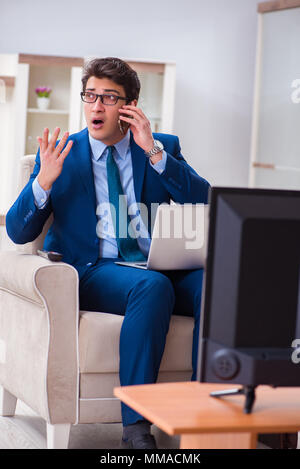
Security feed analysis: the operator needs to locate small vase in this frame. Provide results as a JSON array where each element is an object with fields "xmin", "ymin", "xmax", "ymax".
[{"xmin": 37, "ymin": 97, "xmax": 50, "ymax": 110}]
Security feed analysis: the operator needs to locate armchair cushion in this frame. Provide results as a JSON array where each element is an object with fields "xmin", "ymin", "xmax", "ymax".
[{"xmin": 78, "ymin": 311, "xmax": 193, "ymax": 373}]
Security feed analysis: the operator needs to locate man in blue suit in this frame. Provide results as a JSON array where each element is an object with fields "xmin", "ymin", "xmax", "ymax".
[{"xmin": 6, "ymin": 57, "xmax": 210, "ymax": 449}]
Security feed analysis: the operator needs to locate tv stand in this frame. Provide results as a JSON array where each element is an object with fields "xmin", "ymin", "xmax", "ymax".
[{"xmin": 210, "ymin": 385, "xmax": 257, "ymax": 414}]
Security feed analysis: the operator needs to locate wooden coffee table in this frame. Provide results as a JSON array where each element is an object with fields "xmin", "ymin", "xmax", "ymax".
[{"xmin": 114, "ymin": 382, "xmax": 300, "ymax": 449}]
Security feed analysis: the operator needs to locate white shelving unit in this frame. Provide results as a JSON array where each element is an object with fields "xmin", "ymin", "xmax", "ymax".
[{"xmin": 21, "ymin": 58, "xmax": 83, "ymax": 156}]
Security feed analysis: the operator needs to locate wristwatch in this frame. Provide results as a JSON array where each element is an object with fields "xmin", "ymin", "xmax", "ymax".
[{"xmin": 145, "ymin": 140, "xmax": 164, "ymax": 157}]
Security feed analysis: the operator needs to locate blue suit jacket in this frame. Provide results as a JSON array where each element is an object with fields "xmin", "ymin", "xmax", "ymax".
[{"xmin": 6, "ymin": 128, "xmax": 210, "ymax": 280}]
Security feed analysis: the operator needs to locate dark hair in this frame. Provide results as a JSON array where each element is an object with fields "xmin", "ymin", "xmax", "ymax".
[{"xmin": 81, "ymin": 57, "xmax": 140, "ymax": 103}]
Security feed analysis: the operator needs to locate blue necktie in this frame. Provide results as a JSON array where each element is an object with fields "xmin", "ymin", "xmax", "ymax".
[{"xmin": 106, "ymin": 146, "xmax": 146, "ymax": 261}]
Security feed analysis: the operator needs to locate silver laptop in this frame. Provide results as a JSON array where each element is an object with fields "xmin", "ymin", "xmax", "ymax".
[{"xmin": 115, "ymin": 203, "xmax": 209, "ymax": 270}]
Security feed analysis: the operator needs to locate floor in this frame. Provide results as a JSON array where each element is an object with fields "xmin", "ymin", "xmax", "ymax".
[
  {"xmin": 0, "ymin": 397, "xmax": 286, "ymax": 450},
  {"xmin": 0, "ymin": 399, "xmax": 182, "ymax": 450}
]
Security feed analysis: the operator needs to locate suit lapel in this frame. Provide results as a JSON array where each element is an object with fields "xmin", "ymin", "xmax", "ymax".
[
  {"xmin": 72, "ymin": 127, "xmax": 97, "ymax": 211},
  {"xmin": 130, "ymin": 131, "xmax": 147, "ymax": 203}
]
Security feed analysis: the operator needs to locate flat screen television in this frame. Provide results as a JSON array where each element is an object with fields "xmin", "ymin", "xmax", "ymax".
[{"xmin": 197, "ymin": 187, "xmax": 300, "ymax": 413}]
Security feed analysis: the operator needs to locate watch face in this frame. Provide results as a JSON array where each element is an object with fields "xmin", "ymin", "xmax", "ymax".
[{"xmin": 154, "ymin": 140, "xmax": 164, "ymax": 151}]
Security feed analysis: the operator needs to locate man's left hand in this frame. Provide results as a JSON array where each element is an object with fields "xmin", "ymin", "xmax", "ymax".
[{"xmin": 118, "ymin": 105, "xmax": 158, "ymax": 156}]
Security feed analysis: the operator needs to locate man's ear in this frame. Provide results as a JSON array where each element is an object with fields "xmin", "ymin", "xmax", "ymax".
[{"xmin": 129, "ymin": 99, "xmax": 138, "ymax": 106}]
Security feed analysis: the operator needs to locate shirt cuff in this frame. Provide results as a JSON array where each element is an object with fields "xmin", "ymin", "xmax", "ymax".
[
  {"xmin": 149, "ymin": 150, "xmax": 167, "ymax": 175},
  {"xmin": 32, "ymin": 176, "xmax": 51, "ymax": 209}
]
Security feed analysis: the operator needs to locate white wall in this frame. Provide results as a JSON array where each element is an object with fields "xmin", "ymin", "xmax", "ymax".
[{"xmin": 0, "ymin": 0, "xmax": 258, "ymax": 187}]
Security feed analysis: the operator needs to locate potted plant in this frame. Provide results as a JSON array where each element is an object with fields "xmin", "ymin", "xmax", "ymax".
[{"xmin": 35, "ymin": 86, "xmax": 52, "ymax": 110}]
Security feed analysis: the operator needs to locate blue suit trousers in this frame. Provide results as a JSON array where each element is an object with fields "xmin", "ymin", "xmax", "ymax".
[{"xmin": 79, "ymin": 258, "xmax": 203, "ymax": 426}]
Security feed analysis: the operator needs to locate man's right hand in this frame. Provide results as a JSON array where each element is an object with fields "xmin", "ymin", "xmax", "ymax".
[{"xmin": 37, "ymin": 127, "xmax": 73, "ymax": 191}]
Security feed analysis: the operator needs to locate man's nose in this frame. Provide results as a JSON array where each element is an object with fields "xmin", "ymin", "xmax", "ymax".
[{"xmin": 92, "ymin": 96, "xmax": 105, "ymax": 111}]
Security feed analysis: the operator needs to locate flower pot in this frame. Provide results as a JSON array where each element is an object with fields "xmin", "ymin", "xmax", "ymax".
[{"xmin": 37, "ymin": 97, "xmax": 50, "ymax": 110}]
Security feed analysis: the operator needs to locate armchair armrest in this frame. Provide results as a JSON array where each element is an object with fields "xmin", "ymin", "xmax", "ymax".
[
  {"xmin": 0, "ymin": 251, "xmax": 66, "ymax": 303},
  {"xmin": 0, "ymin": 251, "xmax": 79, "ymax": 424}
]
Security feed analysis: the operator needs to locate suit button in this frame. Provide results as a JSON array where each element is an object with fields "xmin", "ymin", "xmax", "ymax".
[{"xmin": 86, "ymin": 262, "xmax": 92, "ymax": 266}]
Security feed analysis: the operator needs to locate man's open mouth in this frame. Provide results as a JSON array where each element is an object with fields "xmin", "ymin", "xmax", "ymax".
[{"xmin": 92, "ymin": 119, "xmax": 104, "ymax": 129}]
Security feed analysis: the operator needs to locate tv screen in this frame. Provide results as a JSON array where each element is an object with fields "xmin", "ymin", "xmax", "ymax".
[{"xmin": 198, "ymin": 187, "xmax": 300, "ymax": 389}]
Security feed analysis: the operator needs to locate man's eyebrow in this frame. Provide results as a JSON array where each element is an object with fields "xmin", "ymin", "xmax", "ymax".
[
  {"xmin": 104, "ymin": 89, "xmax": 120, "ymax": 94},
  {"xmin": 85, "ymin": 88, "xmax": 120, "ymax": 94}
]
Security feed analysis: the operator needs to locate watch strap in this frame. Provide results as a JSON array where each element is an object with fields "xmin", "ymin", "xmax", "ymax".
[{"xmin": 145, "ymin": 140, "xmax": 164, "ymax": 157}]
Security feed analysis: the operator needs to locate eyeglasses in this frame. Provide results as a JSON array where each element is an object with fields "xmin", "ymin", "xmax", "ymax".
[{"xmin": 80, "ymin": 91, "xmax": 128, "ymax": 105}]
